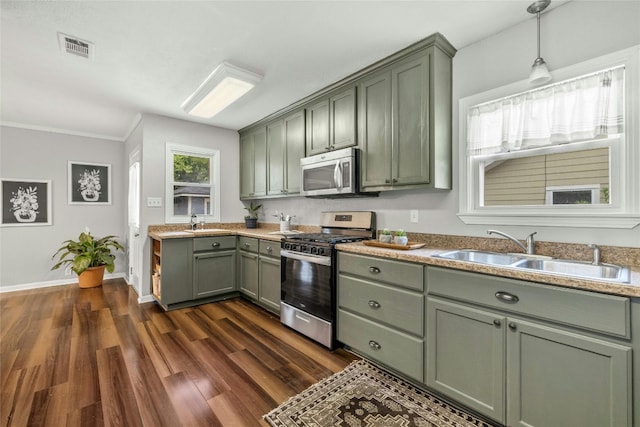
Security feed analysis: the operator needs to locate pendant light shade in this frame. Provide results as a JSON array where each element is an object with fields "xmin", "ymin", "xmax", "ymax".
[{"xmin": 527, "ymin": 0, "xmax": 552, "ymax": 85}]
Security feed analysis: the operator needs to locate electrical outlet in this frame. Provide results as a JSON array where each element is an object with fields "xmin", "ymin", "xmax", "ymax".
[
  {"xmin": 147, "ymin": 197, "xmax": 162, "ymax": 207},
  {"xmin": 410, "ymin": 210, "xmax": 419, "ymax": 223},
  {"xmin": 65, "ymin": 266, "xmax": 72, "ymax": 276}
]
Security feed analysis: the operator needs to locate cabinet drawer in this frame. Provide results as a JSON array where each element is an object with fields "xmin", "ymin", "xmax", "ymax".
[
  {"xmin": 338, "ymin": 275, "xmax": 423, "ymax": 336},
  {"xmin": 193, "ymin": 236, "xmax": 236, "ymax": 252},
  {"xmin": 238, "ymin": 236, "xmax": 259, "ymax": 253},
  {"xmin": 427, "ymin": 267, "xmax": 630, "ymax": 338},
  {"xmin": 338, "ymin": 252, "xmax": 423, "ymax": 291},
  {"xmin": 259, "ymin": 240, "xmax": 281, "ymax": 258},
  {"xmin": 337, "ymin": 309, "xmax": 423, "ymax": 382}
]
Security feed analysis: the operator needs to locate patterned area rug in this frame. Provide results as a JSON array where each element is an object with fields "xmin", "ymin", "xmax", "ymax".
[{"xmin": 264, "ymin": 360, "xmax": 493, "ymax": 427}]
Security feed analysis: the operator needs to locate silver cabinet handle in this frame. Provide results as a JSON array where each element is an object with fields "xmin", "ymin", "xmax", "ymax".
[
  {"xmin": 266, "ymin": 246, "xmax": 273, "ymax": 252},
  {"xmin": 244, "ymin": 242, "xmax": 250, "ymax": 248},
  {"xmin": 495, "ymin": 291, "xmax": 519, "ymax": 303},
  {"xmin": 368, "ymin": 300, "xmax": 381, "ymax": 309},
  {"xmin": 493, "ymin": 319, "xmax": 502, "ymax": 327},
  {"xmin": 368, "ymin": 340, "xmax": 381, "ymax": 350},
  {"xmin": 212, "ymin": 242, "xmax": 220, "ymax": 248},
  {"xmin": 368, "ymin": 266, "xmax": 381, "ymax": 274},
  {"xmin": 508, "ymin": 322, "xmax": 517, "ymax": 331}
]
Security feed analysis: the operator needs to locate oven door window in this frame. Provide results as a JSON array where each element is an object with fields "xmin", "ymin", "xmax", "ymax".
[{"xmin": 281, "ymin": 256, "xmax": 332, "ymax": 321}]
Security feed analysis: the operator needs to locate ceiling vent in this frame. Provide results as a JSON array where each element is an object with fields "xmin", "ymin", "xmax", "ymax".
[{"xmin": 58, "ymin": 32, "xmax": 94, "ymax": 60}]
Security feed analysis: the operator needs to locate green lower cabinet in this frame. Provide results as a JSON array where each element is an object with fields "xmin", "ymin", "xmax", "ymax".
[
  {"xmin": 506, "ymin": 319, "xmax": 632, "ymax": 427},
  {"xmin": 238, "ymin": 250, "xmax": 259, "ymax": 300},
  {"xmin": 426, "ymin": 296, "xmax": 633, "ymax": 427},
  {"xmin": 258, "ymin": 256, "xmax": 281, "ymax": 314},
  {"xmin": 338, "ymin": 309, "xmax": 423, "ymax": 382},
  {"xmin": 426, "ymin": 297, "xmax": 506, "ymax": 423},
  {"xmin": 193, "ymin": 250, "xmax": 236, "ymax": 298}
]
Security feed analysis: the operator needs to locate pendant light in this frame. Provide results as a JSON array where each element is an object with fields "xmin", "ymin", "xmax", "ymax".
[{"xmin": 527, "ymin": 0, "xmax": 552, "ymax": 85}]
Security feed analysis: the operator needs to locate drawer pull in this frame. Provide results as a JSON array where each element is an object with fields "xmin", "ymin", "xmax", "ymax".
[
  {"xmin": 244, "ymin": 243, "xmax": 251, "ymax": 248},
  {"xmin": 266, "ymin": 246, "xmax": 273, "ymax": 252},
  {"xmin": 493, "ymin": 319, "xmax": 501, "ymax": 327},
  {"xmin": 495, "ymin": 291, "xmax": 519, "ymax": 303},
  {"xmin": 368, "ymin": 266, "xmax": 381, "ymax": 274},
  {"xmin": 368, "ymin": 340, "xmax": 381, "ymax": 350},
  {"xmin": 508, "ymin": 322, "xmax": 517, "ymax": 331},
  {"xmin": 368, "ymin": 300, "xmax": 381, "ymax": 309},
  {"xmin": 212, "ymin": 242, "xmax": 220, "ymax": 248}
]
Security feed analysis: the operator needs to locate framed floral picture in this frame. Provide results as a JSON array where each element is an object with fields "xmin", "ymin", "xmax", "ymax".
[
  {"xmin": 1, "ymin": 178, "xmax": 52, "ymax": 226},
  {"xmin": 68, "ymin": 161, "xmax": 111, "ymax": 205}
]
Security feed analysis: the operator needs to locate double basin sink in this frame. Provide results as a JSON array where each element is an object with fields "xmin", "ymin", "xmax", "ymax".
[{"xmin": 433, "ymin": 249, "xmax": 630, "ymax": 283}]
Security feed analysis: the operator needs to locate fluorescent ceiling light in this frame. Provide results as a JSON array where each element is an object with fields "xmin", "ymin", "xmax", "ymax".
[{"xmin": 182, "ymin": 62, "xmax": 262, "ymax": 118}]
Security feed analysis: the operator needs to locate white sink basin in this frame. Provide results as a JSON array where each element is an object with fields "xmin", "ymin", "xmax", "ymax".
[{"xmin": 186, "ymin": 229, "xmax": 228, "ymax": 233}]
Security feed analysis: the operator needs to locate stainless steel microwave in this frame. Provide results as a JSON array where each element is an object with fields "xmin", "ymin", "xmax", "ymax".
[{"xmin": 300, "ymin": 147, "xmax": 376, "ymax": 197}]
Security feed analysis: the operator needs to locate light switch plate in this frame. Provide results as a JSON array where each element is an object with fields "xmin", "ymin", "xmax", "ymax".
[
  {"xmin": 147, "ymin": 197, "xmax": 162, "ymax": 207},
  {"xmin": 410, "ymin": 210, "xmax": 419, "ymax": 223}
]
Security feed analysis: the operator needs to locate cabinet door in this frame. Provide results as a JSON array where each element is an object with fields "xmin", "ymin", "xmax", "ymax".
[
  {"xmin": 267, "ymin": 120, "xmax": 285, "ymax": 196},
  {"xmin": 239, "ymin": 128, "xmax": 267, "ymax": 199},
  {"xmin": 238, "ymin": 251, "xmax": 259, "ymax": 300},
  {"xmin": 283, "ymin": 110, "xmax": 305, "ymax": 195},
  {"xmin": 359, "ymin": 71, "xmax": 392, "ymax": 189},
  {"xmin": 426, "ymin": 297, "xmax": 506, "ymax": 423},
  {"xmin": 506, "ymin": 319, "xmax": 632, "ymax": 427},
  {"xmin": 306, "ymin": 99, "xmax": 330, "ymax": 155},
  {"xmin": 253, "ymin": 128, "xmax": 267, "ymax": 197},
  {"xmin": 258, "ymin": 256, "xmax": 281, "ymax": 314},
  {"xmin": 239, "ymin": 134, "xmax": 255, "ymax": 199},
  {"xmin": 330, "ymin": 87, "xmax": 357, "ymax": 151},
  {"xmin": 392, "ymin": 53, "xmax": 430, "ymax": 186},
  {"xmin": 193, "ymin": 251, "xmax": 236, "ymax": 299},
  {"xmin": 157, "ymin": 238, "xmax": 193, "ymax": 305}
]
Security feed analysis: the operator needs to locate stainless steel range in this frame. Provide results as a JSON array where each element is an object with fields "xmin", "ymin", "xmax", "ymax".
[{"xmin": 280, "ymin": 211, "xmax": 376, "ymax": 349}]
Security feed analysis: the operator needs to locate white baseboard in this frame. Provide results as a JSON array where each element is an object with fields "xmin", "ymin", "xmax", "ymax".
[
  {"xmin": 0, "ymin": 273, "xmax": 127, "ymax": 293},
  {"xmin": 138, "ymin": 294, "xmax": 155, "ymax": 304}
]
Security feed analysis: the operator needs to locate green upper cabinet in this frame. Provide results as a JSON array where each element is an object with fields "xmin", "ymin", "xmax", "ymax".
[
  {"xmin": 238, "ymin": 33, "xmax": 456, "ymax": 199},
  {"xmin": 266, "ymin": 109, "xmax": 305, "ymax": 197},
  {"xmin": 359, "ymin": 38, "xmax": 454, "ymax": 191},
  {"xmin": 240, "ymin": 127, "xmax": 267, "ymax": 199},
  {"xmin": 306, "ymin": 86, "xmax": 356, "ymax": 155},
  {"xmin": 266, "ymin": 120, "xmax": 285, "ymax": 196}
]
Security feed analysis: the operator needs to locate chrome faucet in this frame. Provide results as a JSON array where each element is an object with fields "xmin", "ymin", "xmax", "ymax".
[
  {"xmin": 190, "ymin": 214, "xmax": 198, "ymax": 230},
  {"xmin": 588, "ymin": 243, "xmax": 601, "ymax": 265},
  {"xmin": 487, "ymin": 229, "xmax": 537, "ymax": 255}
]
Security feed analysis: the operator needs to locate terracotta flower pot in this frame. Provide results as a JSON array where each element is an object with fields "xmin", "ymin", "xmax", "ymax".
[{"xmin": 78, "ymin": 265, "xmax": 106, "ymax": 288}]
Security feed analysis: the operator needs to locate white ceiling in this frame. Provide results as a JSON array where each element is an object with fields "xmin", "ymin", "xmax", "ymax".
[{"xmin": 0, "ymin": 1, "xmax": 563, "ymax": 141}]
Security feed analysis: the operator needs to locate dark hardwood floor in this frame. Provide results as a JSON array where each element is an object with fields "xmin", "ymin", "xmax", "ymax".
[{"xmin": 0, "ymin": 279, "xmax": 358, "ymax": 426}]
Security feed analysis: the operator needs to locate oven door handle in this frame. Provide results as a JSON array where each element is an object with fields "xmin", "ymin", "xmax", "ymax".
[{"xmin": 281, "ymin": 249, "xmax": 332, "ymax": 266}]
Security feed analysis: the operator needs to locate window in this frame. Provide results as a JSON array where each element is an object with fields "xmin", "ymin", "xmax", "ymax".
[
  {"xmin": 165, "ymin": 144, "xmax": 220, "ymax": 223},
  {"xmin": 458, "ymin": 45, "xmax": 640, "ymax": 228}
]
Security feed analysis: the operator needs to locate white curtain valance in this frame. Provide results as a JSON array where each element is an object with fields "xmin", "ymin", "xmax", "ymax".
[{"xmin": 467, "ymin": 67, "xmax": 625, "ymax": 155}]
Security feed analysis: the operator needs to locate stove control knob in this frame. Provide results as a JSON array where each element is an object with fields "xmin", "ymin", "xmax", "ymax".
[
  {"xmin": 300, "ymin": 245, "xmax": 307, "ymax": 253},
  {"xmin": 310, "ymin": 247, "xmax": 317, "ymax": 255}
]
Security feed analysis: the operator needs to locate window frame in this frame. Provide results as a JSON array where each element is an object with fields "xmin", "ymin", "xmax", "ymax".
[
  {"xmin": 458, "ymin": 45, "xmax": 640, "ymax": 228},
  {"xmin": 165, "ymin": 143, "xmax": 221, "ymax": 224}
]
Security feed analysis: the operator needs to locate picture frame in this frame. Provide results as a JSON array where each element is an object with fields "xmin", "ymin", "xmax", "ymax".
[
  {"xmin": 1, "ymin": 178, "xmax": 52, "ymax": 226},
  {"xmin": 68, "ymin": 161, "xmax": 111, "ymax": 205}
]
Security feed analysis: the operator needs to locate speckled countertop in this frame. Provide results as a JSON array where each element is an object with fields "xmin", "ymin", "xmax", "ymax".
[
  {"xmin": 336, "ymin": 242, "xmax": 640, "ymax": 298},
  {"xmin": 148, "ymin": 223, "xmax": 640, "ymax": 298}
]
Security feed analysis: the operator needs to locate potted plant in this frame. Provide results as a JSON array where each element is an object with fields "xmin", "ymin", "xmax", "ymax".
[
  {"xmin": 379, "ymin": 228, "xmax": 392, "ymax": 243},
  {"xmin": 394, "ymin": 229, "xmax": 408, "ymax": 246},
  {"xmin": 243, "ymin": 201, "xmax": 262, "ymax": 229},
  {"xmin": 51, "ymin": 229, "xmax": 124, "ymax": 288}
]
